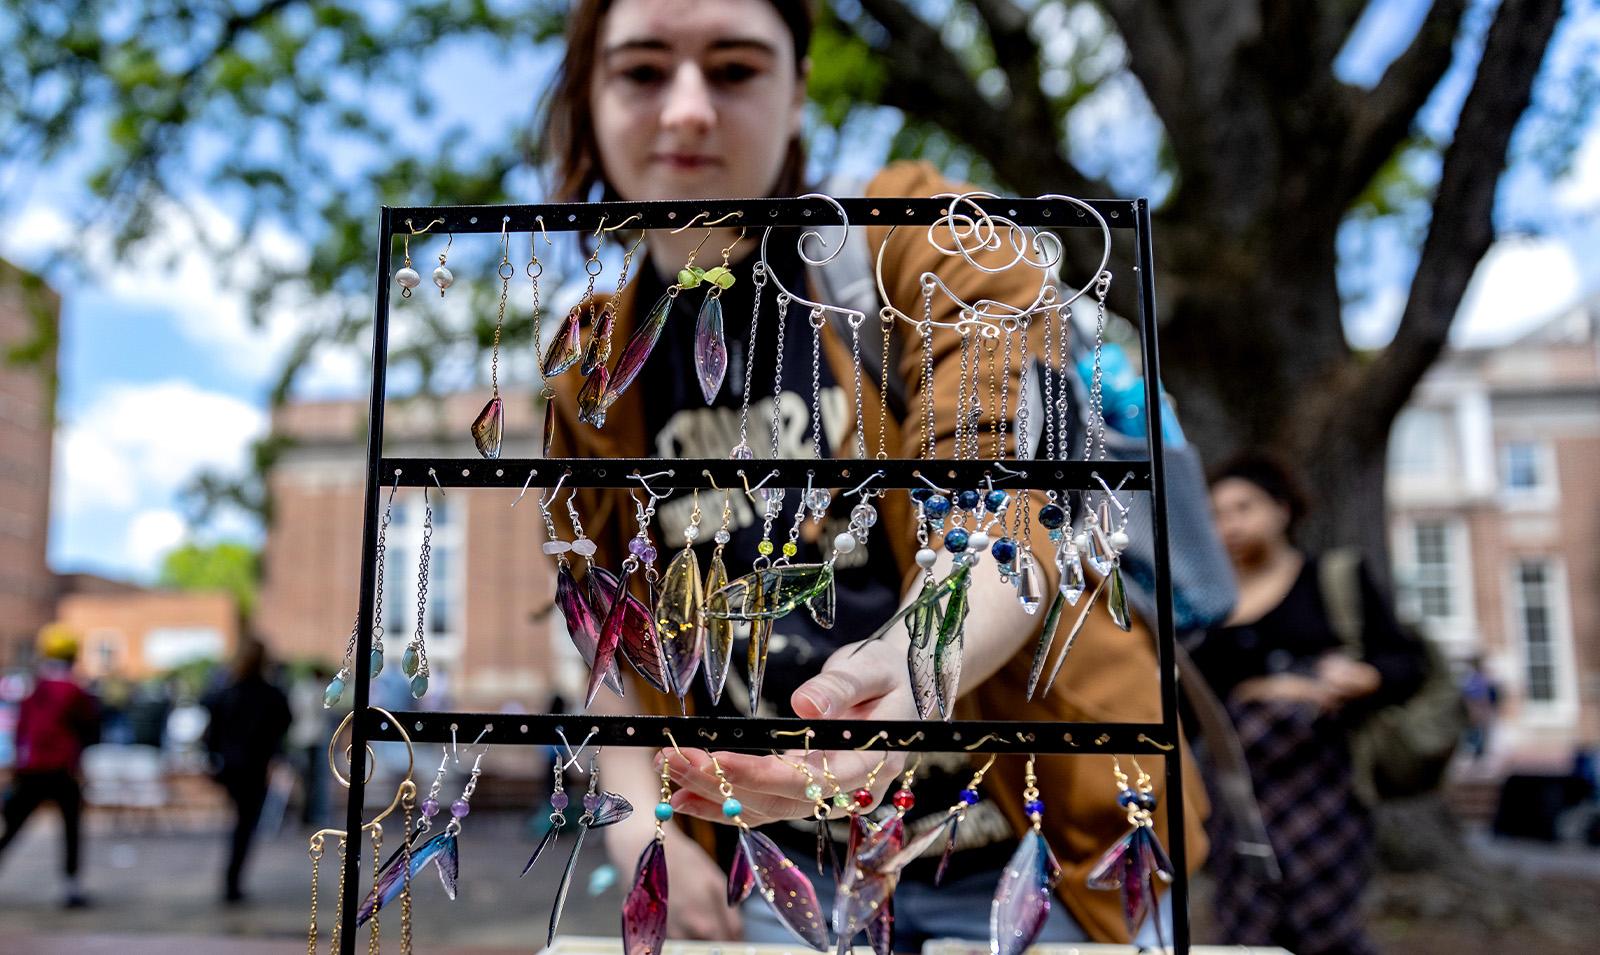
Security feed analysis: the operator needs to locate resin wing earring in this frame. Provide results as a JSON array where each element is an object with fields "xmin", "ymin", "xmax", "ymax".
[
  {"xmin": 622, "ymin": 740, "xmax": 677, "ymax": 955},
  {"xmin": 548, "ymin": 753, "xmax": 634, "ymax": 946},
  {"xmin": 701, "ymin": 743, "xmax": 829, "ymax": 951},
  {"xmin": 655, "ymin": 489, "xmax": 705, "ymax": 709},
  {"xmin": 694, "ymin": 229, "xmax": 743, "ymax": 403},
  {"xmin": 1087, "ymin": 758, "xmax": 1175, "ymax": 947},
  {"xmin": 471, "ymin": 225, "xmax": 514, "ymax": 459},
  {"xmin": 990, "ymin": 756, "xmax": 1062, "ymax": 955}
]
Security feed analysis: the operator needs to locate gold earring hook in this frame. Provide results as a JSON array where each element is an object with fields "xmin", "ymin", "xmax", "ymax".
[
  {"xmin": 602, "ymin": 214, "xmax": 642, "ymax": 233},
  {"xmin": 535, "ymin": 214, "xmax": 551, "ymax": 246},
  {"xmin": 591, "ymin": 213, "xmax": 610, "ymax": 238},
  {"xmin": 669, "ymin": 212, "xmax": 710, "ymax": 234}
]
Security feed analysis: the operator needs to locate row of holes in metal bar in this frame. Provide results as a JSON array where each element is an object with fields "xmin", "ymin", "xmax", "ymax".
[
  {"xmin": 367, "ymin": 718, "xmax": 1176, "ymax": 753},
  {"xmin": 431, "ymin": 204, "xmax": 1125, "ymax": 227},
  {"xmin": 376, "ymin": 460, "xmax": 1152, "ymax": 489}
]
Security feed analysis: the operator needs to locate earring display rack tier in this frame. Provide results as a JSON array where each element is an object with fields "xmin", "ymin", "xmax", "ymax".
[{"xmin": 337, "ymin": 195, "xmax": 1185, "ymax": 954}]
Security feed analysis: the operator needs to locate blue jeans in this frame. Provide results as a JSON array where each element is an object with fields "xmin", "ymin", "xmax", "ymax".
[{"xmin": 742, "ymin": 860, "xmax": 1173, "ymax": 951}]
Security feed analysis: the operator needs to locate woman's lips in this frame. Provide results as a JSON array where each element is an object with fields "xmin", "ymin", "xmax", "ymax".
[{"xmin": 654, "ymin": 153, "xmax": 719, "ymax": 171}]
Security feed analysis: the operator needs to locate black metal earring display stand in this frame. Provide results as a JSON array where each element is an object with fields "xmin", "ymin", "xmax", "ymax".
[{"xmin": 337, "ymin": 196, "xmax": 1185, "ymax": 954}]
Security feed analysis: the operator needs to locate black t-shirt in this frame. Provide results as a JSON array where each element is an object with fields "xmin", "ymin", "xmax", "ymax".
[
  {"xmin": 634, "ymin": 236, "xmax": 1014, "ymax": 879},
  {"xmin": 1190, "ymin": 554, "xmax": 1427, "ymax": 713}
]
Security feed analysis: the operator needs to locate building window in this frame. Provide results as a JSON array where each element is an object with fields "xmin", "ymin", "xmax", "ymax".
[
  {"xmin": 1391, "ymin": 408, "xmax": 1455, "ymax": 476},
  {"xmin": 1502, "ymin": 441, "xmax": 1550, "ymax": 493},
  {"xmin": 1516, "ymin": 560, "xmax": 1558, "ymax": 703},
  {"xmin": 1412, "ymin": 521, "xmax": 1453, "ymax": 621}
]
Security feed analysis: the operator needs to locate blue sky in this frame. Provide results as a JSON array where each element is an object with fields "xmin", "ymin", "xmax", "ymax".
[{"xmin": 6, "ymin": 0, "xmax": 1599, "ymax": 583}]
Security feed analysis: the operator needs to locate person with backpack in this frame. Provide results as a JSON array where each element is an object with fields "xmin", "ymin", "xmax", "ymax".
[{"xmin": 1193, "ymin": 453, "xmax": 1439, "ymax": 955}]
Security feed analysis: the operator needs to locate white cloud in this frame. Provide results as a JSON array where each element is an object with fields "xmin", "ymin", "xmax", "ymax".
[
  {"xmin": 1452, "ymin": 237, "xmax": 1583, "ymax": 346},
  {"xmin": 125, "ymin": 509, "xmax": 188, "ymax": 574},
  {"xmin": 1554, "ymin": 124, "xmax": 1600, "ymax": 211},
  {"xmin": 54, "ymin": 380, "xmax": 268, "ymax": 521}
]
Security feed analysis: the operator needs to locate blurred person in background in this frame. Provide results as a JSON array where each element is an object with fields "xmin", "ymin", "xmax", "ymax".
[
  {"xmin": 0, "ymin": 624, "xmax": 101, "ymax": 908},
  {"xmin": 202, "ymin": 636, "xmax": 291, "ymax": 903},
  {"xmin": 287, "ymin": 663, "xmax": 334, "ymax": 825},
  {"xmin": 1192, "ymin": 454, "xmax": 1427, "ymax": 955}
]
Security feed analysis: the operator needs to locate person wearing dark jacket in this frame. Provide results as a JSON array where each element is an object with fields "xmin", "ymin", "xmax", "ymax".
[
  {"xmin": 203, "ymin": 636, "xmax": 292, "ymax": 903},
  {"xmin": 1191, "ymin": 455, "xmax": 1427, "ymax": 955},
  {"xmin": 0, "ymin": 625, "xmax": 100, "ymax": 907}
]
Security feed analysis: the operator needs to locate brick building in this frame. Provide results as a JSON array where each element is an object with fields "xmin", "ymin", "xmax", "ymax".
[
  {"xmin": 253, "ymin": 389, "xmax": 572, "ymax": 710},
  {"xmin": 55, "ymin": 588, "xmax": 238, "ymax": 681},
  {"xmin": 0, "ymin": 259, "xmax": 58, "ymax": 665},
  {"xmin": 1388, "ymin": 299, "xmax": 1600, "ymax": 769}
]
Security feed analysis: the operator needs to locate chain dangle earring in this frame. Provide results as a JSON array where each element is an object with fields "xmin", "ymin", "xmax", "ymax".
[
  {"xmin": 990, "ymin": 755, "xmax": 1063, "ymax": 955},
  {"xmin": 728, "ymin": 261, "xmax": 768, "ymax": 460},
  {"xmin": 1088, "ymin": 758, "xmax": 1175, "ymax": 947},
  {"xmin": 695, "ymin": 228, "xmax": 743, "ymax": 403},
  {"xmin": 525, "ymin": 220, "xmax": 558, "ymax": 457},
  {"xmin": 622, "ymin": 741, "xmax": 676, "ymax": 955},
  {"xmin": 542, "ymin": 228, "xmax": 602, "ymax": 381},
  {"xmin": 472, "ymin": 225, "xmax": 515, "ymax": 459},
  {"xmin": 400, "ymin": 472, "xmax": 441, "ymax": 699},
  {"xmin": 656, "ymin": 488, "xmax": 705, "ymax": 709},
  {"xmin": 325, "ymin": 474, "xmax": 399, "ymax": 707},
  {"xmin": 583, "ymin": 225, "xmax": 645, "ymax": 378}
]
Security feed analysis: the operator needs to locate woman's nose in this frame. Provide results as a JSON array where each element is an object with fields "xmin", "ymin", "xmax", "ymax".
[{"xmin": 660, "ymin": 63, "xmax": 715, "ymax": 134}]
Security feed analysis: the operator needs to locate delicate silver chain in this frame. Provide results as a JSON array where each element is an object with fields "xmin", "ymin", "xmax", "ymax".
[
  {"xmin": 338, "ymin": 481, "xmax": 398, "ymax": 674},
  {"xmin": 770, "ymin": 294, "xmax": 789, "ymax": 462},
  {"xmin": 736, "ymin": 264, "xmax": 767, "ymax": 451},
  {"xmin": 412, "ymin": 490, "xmax": 434, "ymax": 678},
  {"xmin": 849, "ymin": 319, "xmax": 867, "ymax": 460},
  {"xmin": 920, "ymin": 283, "xmax": 936, "ymax": 459},
  {"xmin": 809, "ymin": 308, "xmax": 825, "ymax": 461}
]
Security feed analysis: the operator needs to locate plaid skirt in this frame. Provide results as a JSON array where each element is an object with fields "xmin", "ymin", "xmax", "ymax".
[{"xmin": 1209, "ymin": 699, "xmax": 1377, "ymax": 955}]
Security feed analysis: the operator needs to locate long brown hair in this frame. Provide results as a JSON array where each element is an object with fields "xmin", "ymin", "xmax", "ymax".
[{"xmin": 538, "ymin": 0, "xmax": 813, "ymax": 202}]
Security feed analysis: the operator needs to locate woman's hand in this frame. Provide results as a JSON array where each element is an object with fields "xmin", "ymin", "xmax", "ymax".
[
  {"xmin": 659, "ymin": 827, "xmax": 743, "ymax": 940},
  {"xmin": 1316, "ymin": 654, "xmax": 1382, "ymax": 702},
  {"xmin": 666, "ymin": 638, "xmax": 914, "ymax": 826},
  {"xmin": 1231, "ymin": 673, "xmax": 1338, "ymax": 711}
]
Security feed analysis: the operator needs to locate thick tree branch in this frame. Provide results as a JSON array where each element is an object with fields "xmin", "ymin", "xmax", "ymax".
[
  {"xmin": 1337, "ymin": 0, "xmax": 1468, "ymax": 204},
  {"xmin": 1358, "ymin": 0, "xmax": 1563, "ymax": 445},
  {"xmin": 856, "ymin": 0, "xmax": 1110, "ymax": 199},
  {"xmin": 852, "ymin": 0, "xmax": 1136, "ymax": 314},
  {"xmin": 971, "ymin": 0, "xmax": 1053, "ymax": 130}
]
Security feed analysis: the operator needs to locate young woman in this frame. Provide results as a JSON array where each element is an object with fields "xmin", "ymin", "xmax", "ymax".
[
  {"xmin": 539, "ymin": 0, "xmax": 1207, "ymax": 946},
  {"xmin": 1194, "ymin": 455, "xmax": 1427, "ymax": 955}
]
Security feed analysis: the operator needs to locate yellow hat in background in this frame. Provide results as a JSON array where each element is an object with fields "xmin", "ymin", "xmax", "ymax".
[{"xmin": 37, "ymin": 623, "xmax": 80, "ymax": 662}]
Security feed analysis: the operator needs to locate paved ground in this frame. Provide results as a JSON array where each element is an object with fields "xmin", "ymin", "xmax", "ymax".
[
  {"xmin": 0, "ymin": 808, "xmax": 621, "ymax": 953},
  {"xmin": 3, "ymin": 806, "xmax": 1598, "ymax": 955}
]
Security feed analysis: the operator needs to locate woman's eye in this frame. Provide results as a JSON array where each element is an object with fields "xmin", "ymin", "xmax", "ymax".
[
  {"xmin": 620, "ymin": 64, "xmax": 666, "ymax": 85},
  {"xmin": 709, "ymin": 62, "xmax": 758, "ymax": 84}
]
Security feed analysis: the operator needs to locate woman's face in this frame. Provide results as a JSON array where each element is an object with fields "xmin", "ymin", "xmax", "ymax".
[
  {"xmin": 591, "ymin": 0, "xmax": 806, "ymax": 202},
  {"xmin": 1210, "ymin": 477, "xmax": 1291, "ymax": 565}
]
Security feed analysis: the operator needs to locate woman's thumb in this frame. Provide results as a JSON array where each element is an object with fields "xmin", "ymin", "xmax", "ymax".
[{"xmin": 792, "ymin": 666, "xmax": 894, "ymax": 719}]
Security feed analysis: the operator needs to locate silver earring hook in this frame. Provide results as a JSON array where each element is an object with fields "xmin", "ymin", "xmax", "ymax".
[
  {"xmin": 1089, "ymin": 471, "xmax": 1132, "ymax": 515},
  {"xmin": 845, "ymin": 470, "xmax": 886, "ymax": 498},
  {"xmin": 426, "ymin": 467, "xmax": 446, "ymax": 498},
  {"xmin": 630, "ymin": 469, "xmax": 675, "ymax": 502},
  {"xmin": 914, "ymin": 472, "xmax": 950, "ymax": 494},
  {"xmin": 512, "ymin": 469, "xmax": 539, "ymax": 508},
  {"xmin": 742, "ymin": 469, "xmax": 779, "ymax": 501},
  {"xmin": 990, "ymin": 461, "xmax": 1026, "ymax": 484}
]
